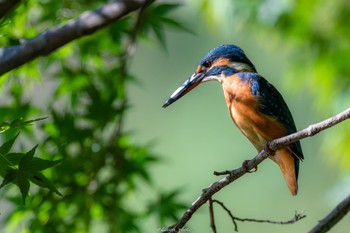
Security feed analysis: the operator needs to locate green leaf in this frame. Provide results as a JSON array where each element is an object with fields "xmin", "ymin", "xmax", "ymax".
[
  {"xmin": 152, "ymin": 3, "xmax": 181, "ymax": 15},
  {"xmin": 160, "ymin": 18, "xmax": 193, "ymax": 34},
  {"xmin": 0, "ymin": 122, "xmax": 10, "ymax": 133},
  {"xmin": 10, "ymin": 117, "xmax": 47, "ymax": 129},
  {"xmin": 147, "ymin": 189, "xmax": 187, "ymax": 225},
  {"xmin": 0, "ymin": 134, "xmax": 20, "ymax": 176},
  {"xmin": 0, "ymin": 169, "xmax": 17, "ymax": 189},
  {"xmin": 152, "ymin": 24, "xmax": 166, "ymax": 49},
  {"xmin": 19, "ymin": 145, "xmax": 37, "ymax": 170},
  {"xmin": 17, "ymin": 169, "xmax": 30, "ymax": 204},
  {"xmin": 0, "ymin": 155, "xmax": 9, "ymax": 177},
  {"xmin": 17, "ymin": 145, "xmax": 37, "ymax": 204},
  {"xmin": 0, "ymin": 117, "xmax": 46, "ymax": 134},
  {"xmin": 0, "ymin": 132, "xmax": 19, "ymax": 155},
  {"xmin": 139, "ymin": 2, "xmax": 192, "ymax": 49},
  {"xmin": 0, "ymin": 134, "xmax": 61, "ymax": 204},
  {"xmin": 3, "ymin": 153, "xmax": 24, "ymax": 167},
  {"xmin": 29, "ymin": 158, "xmax": 63, "ymax": 171},
  {"xmin": 16, "ymin": 145, "xmax": 62, "ymax": 203},
  {"xmin": 29, "ymin": 172, "xmax": 62, "ymax": 196}
]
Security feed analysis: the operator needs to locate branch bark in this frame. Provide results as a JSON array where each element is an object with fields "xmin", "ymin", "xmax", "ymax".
[
  {"xmin": 165, "ymin": 107, "xmax": 350, "ymax": 233},
  {"xmin": 309, "ymin": 194, "xmax": 350, "ymax": 233},
  {"xmin": 0, "ymin": 0, "xmax": 152, "ymax": 77}
]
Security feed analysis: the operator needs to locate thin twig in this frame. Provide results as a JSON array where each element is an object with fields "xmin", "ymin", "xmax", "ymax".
[
  {"xmin": 213, "ymin": 199, "xmax": 239, "ymax": 231},
  {"xmin": 208, "ymin": 198, "xmax": 217, "ymax": 233},
  {"xmin": 308, "ymin": 194, "xmax": 350, "ymax": 233},
  {"xmin": 269, "ymin": 107, "xmax": 350, "ymax": 151},
  {"xmin": 212, "ymin": 199, "xmax": 306, "ymax": 232},
  {"xmin": 163, "ymin": 107, "xmax": 350, "ymax": 233},
  {"xmin": 109, "ymin": 5, "xmax": 147, "ymax": 144}
]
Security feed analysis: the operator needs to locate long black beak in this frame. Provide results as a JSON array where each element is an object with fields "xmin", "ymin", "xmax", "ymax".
[{"xmin": 162, "ymin": 72, "xmax": 205, "ymax": 108}]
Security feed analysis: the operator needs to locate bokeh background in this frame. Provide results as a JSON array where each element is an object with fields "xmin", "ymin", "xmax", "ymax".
[
  {"xmin": 127, "ymin": 1, "xmax": 350, "ymax": 232},
  {"xmin": 0, "ymin": 0, "xmax": 350, "ymax": 232}
]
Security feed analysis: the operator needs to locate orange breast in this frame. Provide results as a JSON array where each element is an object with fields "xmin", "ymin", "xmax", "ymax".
[
  {"xmin": 221, "ymin": 74, "xmax": 288, "ymax": 150},
  {"xmin": 221, "ymin": 74, "xmax": 298, "ymax": 195}
]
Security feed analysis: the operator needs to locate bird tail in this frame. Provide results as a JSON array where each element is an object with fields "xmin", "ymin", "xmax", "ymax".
[{"xmin": 270, "ymin": 149, "xmax": 298, "ymax": 196}]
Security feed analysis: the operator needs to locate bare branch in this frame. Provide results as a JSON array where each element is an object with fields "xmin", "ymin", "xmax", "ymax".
[
  {"xmin": 269, "ymin": 107, "xmax": 350, "ymax": 151},
  {"xmin": 212, "ymin": 199, "xmax": 239, "ymax": 231},
  {"xmin": 309, "ymin": 194, "xmax": 350, "ymax": 233},
  {"xmin": 0, "ymin": 0, "xmax": 21, "ymax": 21},
  {"xmin": 164, "ymin": 107, "xmax": 350, "ymax": 233},
  {"xmin": 0, "ymin": 0, "xmax": 152, "ymax": 77},
  {"xmin": 208, "ymin": 198, "xmax": 217, "ymax": 233},
  {"xmin": 212, "ymin": 199, "xmax": 306, "ymax": 232},
  {"xmin": 112, "ymin": 6, "xmax": 145, "ymax": 140}
]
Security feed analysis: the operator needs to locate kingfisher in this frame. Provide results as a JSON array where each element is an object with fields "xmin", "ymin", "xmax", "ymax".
[{"xmin": 162, "ymin": 44, "xmax": 304, "ymax": 195}]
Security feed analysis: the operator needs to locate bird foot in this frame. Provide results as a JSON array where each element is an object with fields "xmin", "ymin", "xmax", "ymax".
[
  {"xmin": 242, "ymin": 160, "xmax": 258, "ymax": 173},
  {"xmin": 264, "ymin": 142, "xmax": 275, "ymax": 155}
]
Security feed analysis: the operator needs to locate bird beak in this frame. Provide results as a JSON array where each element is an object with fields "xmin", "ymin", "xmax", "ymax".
[{"xmin": 162, "ymin": 71, "xmax": 206, "ymax": 108}]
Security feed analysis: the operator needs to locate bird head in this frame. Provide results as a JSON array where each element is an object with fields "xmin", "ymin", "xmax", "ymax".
[{"xmin": 162, "ymin": 44, "xmax": 256, "ymax": 108}]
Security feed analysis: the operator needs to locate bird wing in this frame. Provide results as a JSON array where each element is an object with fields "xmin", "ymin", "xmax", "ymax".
[{"xmin": 248, "ymin": 73, "xmax": 304, "ymax": 163}]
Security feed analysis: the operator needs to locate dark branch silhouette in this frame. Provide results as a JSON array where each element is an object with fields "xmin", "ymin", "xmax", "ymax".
[
  {"xmin": 212, "ymin": 199, "xmax": 306, "ymax": 232},
  {"xmin": 208, "ymin": 198, "xmax": 217, "ymax": 233},
  {"xmin": 309, "ymin": 193, "xmax": 350, "ymax": 233},
  {"xmin": 0, "ymin": 0, "xmax": 152, "ymax": 77},
  {"xmin": 164, "ymin": 107, "xmax": 350, "ymax": 233},
  {"xmin": 0, "ymin": 0, "xmax": 21, "ymax": 21}
]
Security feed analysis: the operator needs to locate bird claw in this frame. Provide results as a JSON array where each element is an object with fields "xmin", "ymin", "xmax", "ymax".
[
  {"xmin": 264, "ymin": 142, "xmax": 275, "ymax": 155},
  {"xmin": 242, "ymin": 160, "xmax": 258, "ymax": 173}
]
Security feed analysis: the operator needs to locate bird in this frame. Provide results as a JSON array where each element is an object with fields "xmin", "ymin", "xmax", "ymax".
[{"xmin": 162, "ymin": 44, "xmax": 304, "ymax": 195}]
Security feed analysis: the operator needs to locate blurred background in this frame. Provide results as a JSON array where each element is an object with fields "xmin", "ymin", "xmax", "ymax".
[{"xmin": 0, "ymin": 0, "xmax": 350, "ymax": 232}]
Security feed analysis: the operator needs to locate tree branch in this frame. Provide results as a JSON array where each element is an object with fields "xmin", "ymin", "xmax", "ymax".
[
  {"xmin": 164, "ymin": 107, "xmax": 350, "ymax": 233},
  {"xmin": 309, "ymin": 194, "xmax": 350, "ymax": 233},
  {"xmin": 0, "ymin": 0, "xmax": 152, "ymax": 77},
  {"xmin": 0, "ymin": 0, "xmax": 21, "ymax": 21},
  {"xmin": 111, "ymin": 5, "xmax": 145, "ymax": 143},
  {"xmin": 212, "ymin": 199, "xmax": 306, "ymax": 232},
  {"xmin": 208, "ymin": 198, "xmax": 217, "ymax": 233}
]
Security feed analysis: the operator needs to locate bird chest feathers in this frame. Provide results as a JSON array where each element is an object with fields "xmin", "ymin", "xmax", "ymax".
[
  {"xmin": 221, "ymin": 74, "xmax": 286, "ymax": 150},
  {"xmin": 163, "ymin": 44, "xmax": 303, "ymax": 195}
]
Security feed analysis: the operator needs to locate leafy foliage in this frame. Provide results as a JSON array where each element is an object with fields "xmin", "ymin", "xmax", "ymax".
[
  {"xmin": 139, "ymin": 3, "xmax": 192, "ymax": 48},
  {"xmin": 3, "ymin": 0, "xmax": 349, "ymax": 232},
  {"xmin": 0, "ymin": 1, "xmax": 187, "ymax": 232},
  {"xmin": 0, "ymin": 117, "xmax": 47, "ymax": 133},
  {"xmin": 0, "ymin": 120, "xmax": 61, "ymax": 204},
  {"xmin": 147, "ymin": 189, "xmax": 187, "ymax": 225}
]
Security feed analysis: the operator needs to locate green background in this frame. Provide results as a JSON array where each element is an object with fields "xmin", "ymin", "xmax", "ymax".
[
  {"xmin": 1, "ymin": 0, "xmax": 350, "ymax": 232},
  {"xmin": 126, "ymin": 3, "xmax": 349, "ymax": 233}
]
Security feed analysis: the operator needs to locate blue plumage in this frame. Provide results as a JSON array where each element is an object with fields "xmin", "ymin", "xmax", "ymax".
[
  {"xmin": 163, "ymin": 44, "xmax": 304, "ymax": 195},
  {"xmin": 204, "ymin": 67, "xmax": 304, "ymax": 177},
  {"xmin": 199, "ymin": 44, "xmax": 257, "ymax": 72},
  {"xmin": 247, "ymin": 73, "xmax": 304, "ymax": 179}
]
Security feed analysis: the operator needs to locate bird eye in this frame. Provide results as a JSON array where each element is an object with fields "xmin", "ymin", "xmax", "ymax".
[{"xmin": 202, "ymin": 61, "xmax": 211, "ymax": 68}]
